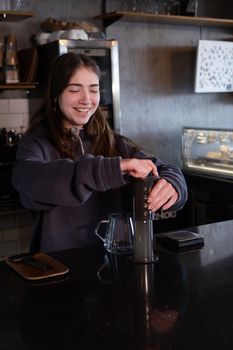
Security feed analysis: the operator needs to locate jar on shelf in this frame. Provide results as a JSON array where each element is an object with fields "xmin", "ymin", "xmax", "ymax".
[{"xmin": 4, "ymin": 34, "xmax": 19, "ymax": 83}]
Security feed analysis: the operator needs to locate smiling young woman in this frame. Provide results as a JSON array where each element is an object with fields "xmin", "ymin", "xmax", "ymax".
[{"xmin": 12, "ymin": 52, "xmax": 187, "ymax": 253}]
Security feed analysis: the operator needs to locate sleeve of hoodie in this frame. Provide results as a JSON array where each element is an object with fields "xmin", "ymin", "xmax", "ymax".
[
  {"xmin": 12, "ymin": 136, "xmax": 127, "ymax": 211},
  {"xmin": 117, "ymin": 137, "xmax": 188, "ymax": 212}
]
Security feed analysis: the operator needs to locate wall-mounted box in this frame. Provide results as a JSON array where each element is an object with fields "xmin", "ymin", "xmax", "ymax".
[{"xmin": 195, "ymin": 40, "xmax": 233, "ymax": 93}]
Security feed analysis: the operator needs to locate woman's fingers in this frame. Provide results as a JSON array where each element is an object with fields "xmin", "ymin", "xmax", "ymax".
[
  {"xmin": 120, "ymin": 161, "xmax": 178, "ymax": 210},
  {"xmin": 147, "ymin": 178, "xmax": 178, "ymax": 211},
  {"xmin": 120, "ymin": 158, "xmax": 158, "ymax": 178}
]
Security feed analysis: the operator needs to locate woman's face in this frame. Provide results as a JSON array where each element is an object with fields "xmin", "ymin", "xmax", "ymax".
[{"xmin": 58, "ymin": 66, "xmax": 100, "ymax": 129}]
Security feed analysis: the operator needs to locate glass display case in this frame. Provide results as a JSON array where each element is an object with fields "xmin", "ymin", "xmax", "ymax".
[{"xmin": 182, "ymin": 127, "xmax": 233, "ymax": 177}]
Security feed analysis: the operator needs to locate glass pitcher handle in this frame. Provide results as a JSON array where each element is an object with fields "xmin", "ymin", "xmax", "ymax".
[{"xmin": 95, "ymin": 220, "xmax": 108, "ymax": 242}]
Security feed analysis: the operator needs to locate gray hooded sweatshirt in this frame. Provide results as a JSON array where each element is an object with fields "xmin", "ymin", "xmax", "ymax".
[{"xmin": 12, "ymin": 122, "xmax": 187, "ymax": 253}]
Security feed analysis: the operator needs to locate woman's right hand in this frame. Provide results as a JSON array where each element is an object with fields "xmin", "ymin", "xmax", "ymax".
[{"xmin": 120, "ymin": 158, "xmax": 158, "ymax": 179}]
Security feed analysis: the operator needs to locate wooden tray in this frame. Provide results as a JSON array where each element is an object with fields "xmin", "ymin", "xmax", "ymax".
[{"xmin": 5, "ymin": 253, "xmax": 69, "ymax": 280}]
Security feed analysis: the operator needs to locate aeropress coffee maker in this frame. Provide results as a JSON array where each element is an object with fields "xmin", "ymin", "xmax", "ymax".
[{"xmin": 131, "ymin": 175, "xmax": 159, "ymax": 263}]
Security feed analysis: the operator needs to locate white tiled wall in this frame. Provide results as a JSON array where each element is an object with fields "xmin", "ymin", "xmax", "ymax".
[
  {"xmin": 0, "ymin": 98, "xmax": 31, "ymax": 260},
  {"xmin": 0, "ymin": 98, "xmax": 29, "ymax": 132},
  {"xmin": 0, "ymin": 210, "xmax": 32, "ymax": 261}
]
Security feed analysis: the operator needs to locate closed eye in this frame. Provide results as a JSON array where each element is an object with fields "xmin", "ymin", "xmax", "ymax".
[
  {"xmin": 66, "ymin": 85, "xmax": 80, "ymax": 93},
  {"xmin": 69, "ymin": 88, "xmax": 80, "ymax": 93},
  {"xmin": 66, "ymin": 84, "xmax": 100, "ymax": 94}
]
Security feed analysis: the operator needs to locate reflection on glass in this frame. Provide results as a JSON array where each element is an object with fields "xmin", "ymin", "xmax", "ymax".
[{"xmin": 93, "ymin": 249, "xmax": 189, "ymax": 348}]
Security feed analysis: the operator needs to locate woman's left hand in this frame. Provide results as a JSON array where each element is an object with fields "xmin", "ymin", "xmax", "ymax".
[{"xmin": 147, "ymin": 178, "xmax": 178, "ymax": 212}]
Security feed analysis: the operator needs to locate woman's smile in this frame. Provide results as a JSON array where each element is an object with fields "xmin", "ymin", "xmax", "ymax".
[{"xmin": 73, "ymin": 106, "xmax": 91, "ymax": 112}]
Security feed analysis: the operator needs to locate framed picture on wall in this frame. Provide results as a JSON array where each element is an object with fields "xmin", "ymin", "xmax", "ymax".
[{"xmin": 195, "ymin": 40, "xmax": 233, "ymax": 93}]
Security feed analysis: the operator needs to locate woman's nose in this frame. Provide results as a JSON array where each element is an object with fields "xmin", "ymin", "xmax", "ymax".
[{"xmin": 79, "ymin": 89, "xmax": 90, "ymax": 103}]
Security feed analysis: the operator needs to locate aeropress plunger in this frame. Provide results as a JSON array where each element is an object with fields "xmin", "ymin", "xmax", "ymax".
[{"xmin": 131, "ymin": 175, "xmax": 159, "ymax": 263}]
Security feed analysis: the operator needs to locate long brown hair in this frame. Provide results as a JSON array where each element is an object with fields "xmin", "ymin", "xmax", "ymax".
[{"xmin": 28, "ymin": 53, "xmax": 132, "ymax": 159}]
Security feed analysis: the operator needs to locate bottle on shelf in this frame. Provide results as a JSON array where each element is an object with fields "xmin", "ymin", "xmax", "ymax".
[
  {"xmin": 179, "ymin": 0, "xmax": 188, "ymax": 15},
  {"xmin": 4, "ymin": 34, "xmax": 20, "ymax": 84},
  {"xmin": 186, "ymin": 0, "xmax": 198, "ymax": 16},
  {"xmin": 9, "ymin": 0, "xmax": 23, "ymax": 11}
]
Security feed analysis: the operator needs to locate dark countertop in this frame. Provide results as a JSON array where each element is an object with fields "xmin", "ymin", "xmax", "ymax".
[{"xmin": 1, "ymin": 220, "xmax": 233, "ymax": 349}]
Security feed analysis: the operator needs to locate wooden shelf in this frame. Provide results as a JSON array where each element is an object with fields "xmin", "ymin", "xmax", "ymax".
[
  {"xmin": 0, "ymin": 10, "xmax": 35, "ymax": 22},
  {"xmin": 0, "ymin": 10, "xmax": 37, "ymax": 92},
  {"xmin": 94, "ymin": 11, "xmax": 233, "ymax": 28},
  {"xmin": 0, "ymin": 82, "xmax": 38, "ymax": 90}
]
